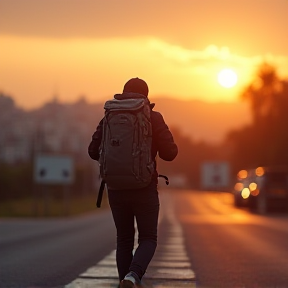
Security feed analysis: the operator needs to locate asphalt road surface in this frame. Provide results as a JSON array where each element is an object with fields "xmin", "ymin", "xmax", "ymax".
[
  {"xmin": 0, "ymin": 210, "xmax": 116, "ymax": 287},
  {"xmin": 173, "ymin": 190, "xmax": 288, "ymax": 287},
  {"xmin": 1, "ymin": 190, "xmax": 288, "ymax": 288}
]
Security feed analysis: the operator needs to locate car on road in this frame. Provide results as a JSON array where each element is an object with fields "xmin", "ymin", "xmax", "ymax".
[
  {"xmin": 233, "ymin": 168, "xmax": 257, "ymax": 208},
  {"xmin": 233, "ymin": 166, "xmax": 288, "ymax": 213}
]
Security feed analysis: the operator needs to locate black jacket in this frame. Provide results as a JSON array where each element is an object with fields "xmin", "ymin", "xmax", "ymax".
[{"xmin": 88, "ymin": 96, "xmax": 178, "ymax": 179}]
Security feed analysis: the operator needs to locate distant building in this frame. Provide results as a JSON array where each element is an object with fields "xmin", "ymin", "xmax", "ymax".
[{"xmin": 0, "ymin": 94, "xmax": 103, "ymax": 164}]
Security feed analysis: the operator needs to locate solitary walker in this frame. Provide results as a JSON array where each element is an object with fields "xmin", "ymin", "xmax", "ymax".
[{"xmin": 88, "ymin": 77, "xmax": 178, "ymax": 288}]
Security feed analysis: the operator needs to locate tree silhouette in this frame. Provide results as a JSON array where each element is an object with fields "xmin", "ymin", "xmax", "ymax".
[
  {"xmin": 241, "ymin": 63, "xmax": 281, "ymax": 124},
  {"xmin": 227, "ymin": 63, "xmax": 288, "ymax": 172}
]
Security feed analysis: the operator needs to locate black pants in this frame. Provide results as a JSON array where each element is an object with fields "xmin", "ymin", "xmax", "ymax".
[{"xmin": 108, "ymin": 182, "xmax": 160, "ymax": 281}]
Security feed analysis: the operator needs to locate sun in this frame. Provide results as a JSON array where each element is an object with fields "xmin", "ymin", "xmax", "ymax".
[{"xmin": 217, "ymin": 68, "xmax": 238, "ymax": 88}]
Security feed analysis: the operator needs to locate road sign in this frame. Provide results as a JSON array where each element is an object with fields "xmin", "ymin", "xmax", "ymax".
[
  {"xmin": 34, "ymin": 154, "xmax": 74, "ymax": 184},
  {"xmin": 201, "ymin": 162, "xmax": 230, "ymax": 190}
]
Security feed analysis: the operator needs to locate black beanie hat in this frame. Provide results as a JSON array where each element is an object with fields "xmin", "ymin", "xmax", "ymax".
[{"xmin": 123, "ymin": 77, "xmax": 149, "ymax": 97}]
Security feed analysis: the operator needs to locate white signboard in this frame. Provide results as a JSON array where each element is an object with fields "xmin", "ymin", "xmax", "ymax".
[
  {"xmin": 34, "ymin": 155, "xmax": 74, "ymax": 184},
  {"xmin": 201, "ymin": 162, "xmax": 230, "ymax": 190}
]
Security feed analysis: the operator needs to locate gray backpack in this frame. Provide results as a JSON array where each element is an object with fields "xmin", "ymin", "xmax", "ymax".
[{"xmin": 99, "ymin": 94, "xmax": 154, "ymax": 190}]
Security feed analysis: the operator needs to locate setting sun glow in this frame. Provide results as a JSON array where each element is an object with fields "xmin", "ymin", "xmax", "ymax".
[
  {"xmin": 217, "ymin": 68, "xmax": 238, "ymax": 88},
  {"xmin": 1, "ymin": 1, "xmax": 288, "ymax": 109}
]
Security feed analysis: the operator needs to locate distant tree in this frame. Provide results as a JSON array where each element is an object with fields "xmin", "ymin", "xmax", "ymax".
[
  {"xmin": 226, "ymin": 63, "xmax": 288, "ymax": 172},
  {"xmin": 241, "ymin": 63, "xmax": 281, "ymax": 124}
]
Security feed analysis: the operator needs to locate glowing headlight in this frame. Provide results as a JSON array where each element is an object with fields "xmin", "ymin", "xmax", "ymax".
[
  {"xmin": 241, "ymin": 188, "xmax": 250, "ymax": 199},
  {"xmin": 234, "ymin": 182, "xmax": 244, "ymax": 192},
  {"xmin": 249, "ymin": 182, "xmax": 257, "ymax": 191}
]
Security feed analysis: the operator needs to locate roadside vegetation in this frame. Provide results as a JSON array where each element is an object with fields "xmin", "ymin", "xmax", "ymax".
[{"xmin": 0, "ymin": 163, "xmax": 109, "ymax": 217}]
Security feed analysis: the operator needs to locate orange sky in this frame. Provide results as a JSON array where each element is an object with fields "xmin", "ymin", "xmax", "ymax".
[{"xmin": 0, "ymin": 0, "xmax": 288, "ymax": 109}]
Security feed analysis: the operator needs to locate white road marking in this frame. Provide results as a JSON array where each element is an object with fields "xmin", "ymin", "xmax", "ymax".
[{"xmin": 65, "ymin": 191, "xmax": 196, "ymax": 287}]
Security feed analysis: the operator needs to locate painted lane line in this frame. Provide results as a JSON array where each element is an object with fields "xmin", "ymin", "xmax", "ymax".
[
  {"xmin": 65, "ymin": 191, "xmax": 196, "ymax": 287},
  {"xmin": 149, "ymin": 261, "xmax": 191, "ymax": 268}
]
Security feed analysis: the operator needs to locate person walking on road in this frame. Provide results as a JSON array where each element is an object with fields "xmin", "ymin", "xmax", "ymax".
[{"xmin": 88, "ymin": 77, "xmax": 178, "ymax": 288}]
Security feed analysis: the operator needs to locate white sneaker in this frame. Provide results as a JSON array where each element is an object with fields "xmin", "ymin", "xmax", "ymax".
[
  {"xmin": 120, "ymin": 271, "xmax": 140, "ymax": 288},
  {"xmin": 120, "ymin": 279, "xmax": 135, "ymax": 288}
]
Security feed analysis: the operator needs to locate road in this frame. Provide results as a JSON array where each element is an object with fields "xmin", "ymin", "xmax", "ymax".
[
  {"xmin": 0, "ymin": 211, "xmax": 116, "ymax": 287},
  {"xmin": 172, "ymin": 190, "xmax": 288, "ymax": 287},
  {"xmin": 1, "ymin": 190, "xmax": 288, "ymax": 287}
]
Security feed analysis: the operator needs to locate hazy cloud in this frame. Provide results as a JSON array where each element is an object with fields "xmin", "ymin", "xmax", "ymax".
[{"xmin": 1, "ymin": 0, "xmax": 287, "ymax": 55}]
